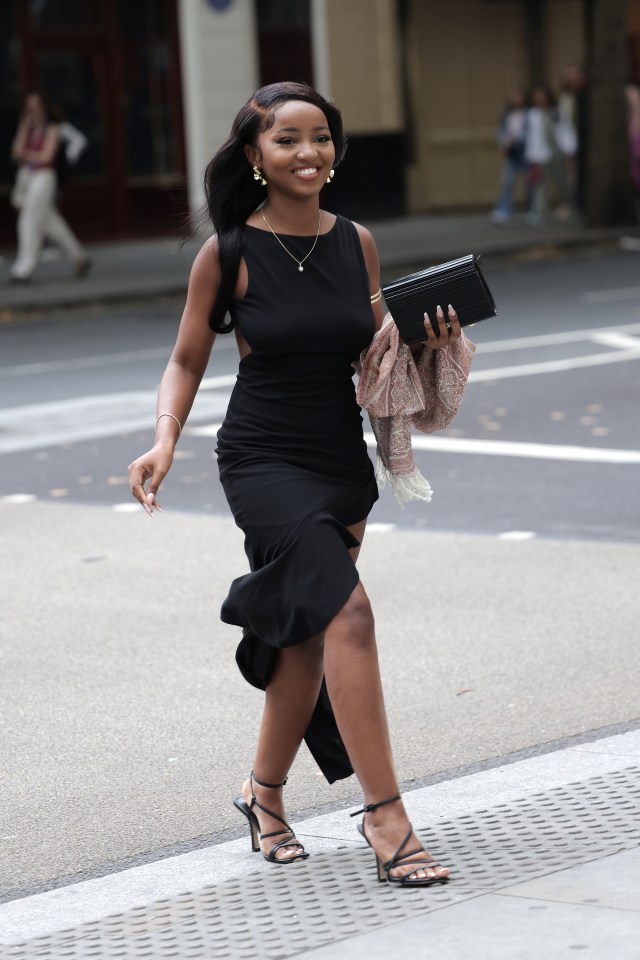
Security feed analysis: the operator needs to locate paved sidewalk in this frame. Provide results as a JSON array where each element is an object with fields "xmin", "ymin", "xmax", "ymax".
[
  {"xmin": 1, "ymin": 499, "xmax": 639, "ymax": 958},
  {"xmin": 1, "ymin": 211, "xmax": 638, "ymax": 315},
  {"xmin": 1, "ymin": 730, "xmax": 638, "ymax": 958}
]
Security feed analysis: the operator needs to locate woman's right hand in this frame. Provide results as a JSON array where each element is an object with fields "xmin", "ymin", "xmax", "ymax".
[{"xmin": 128, "ymin": 444, "xmax": 174, "ymax": 515}]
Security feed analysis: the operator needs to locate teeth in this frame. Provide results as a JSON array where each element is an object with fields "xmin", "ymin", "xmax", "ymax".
[{"xmin": 293, "ymin": 168, "xmax": 318, "ymax": 176}]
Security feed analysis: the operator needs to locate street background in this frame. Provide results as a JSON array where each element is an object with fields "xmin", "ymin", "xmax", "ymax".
[
  {"xmin": 1, "ymin": 219, "xmax": 640, "ymax": 908},
  {"xmin": 2, "ymin": 0, "xmax": 640, "ymax": 955}
]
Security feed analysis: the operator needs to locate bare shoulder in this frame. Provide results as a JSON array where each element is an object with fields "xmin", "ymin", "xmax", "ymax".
[
  {"xmin": 350, "ymin": 220, "xmax": 380, "ymax": 281},
  {"xmin": 351, "ymin": 220, "xmax": 377, "ymax": 252},
  {"xmin": 188, "ymin": 234, "xmax": 221, "ymax": 290}
]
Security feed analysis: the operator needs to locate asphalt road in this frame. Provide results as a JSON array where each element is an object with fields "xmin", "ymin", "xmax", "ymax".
[
  {"xmin": 1, "ymin": 247, "xmax": 640, "ymax": 541},
  {"xmin": 1, "ymin": 247, "xmax": 640, "ymax": 901}
]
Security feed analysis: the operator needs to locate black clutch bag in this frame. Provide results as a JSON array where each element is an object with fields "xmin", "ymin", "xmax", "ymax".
[{"xmin": 382, "ymin": 254, "xmax": 497, "ymax": 344}]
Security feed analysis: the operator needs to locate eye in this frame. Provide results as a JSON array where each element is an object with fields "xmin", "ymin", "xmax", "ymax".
[
  {"xmin": 276, "ymin": 137, "xmax": 296, "ymax": 145},
  {"xmin": 316, "ymin": 135, "xmax": 332, "ymax": 143}
]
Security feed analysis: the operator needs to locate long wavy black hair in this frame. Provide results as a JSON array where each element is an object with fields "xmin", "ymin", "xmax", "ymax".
[{"xmin": 204, "ymin": 82, "xmax": 347, "ymax": 333}]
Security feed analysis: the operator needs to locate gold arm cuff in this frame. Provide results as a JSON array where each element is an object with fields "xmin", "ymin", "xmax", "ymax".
[{"xmin": 370, "ymin": 288, "xmax": 382, "ymax": 304}]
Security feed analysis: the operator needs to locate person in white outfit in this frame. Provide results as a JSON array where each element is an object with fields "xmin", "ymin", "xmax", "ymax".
[
  {"xmin": 524, "ymin": 86, "xmax": 577, "ymax": 226},
  {"xmin": 9, "ymin": 92, "xmax": 90, "ymax": 283}
]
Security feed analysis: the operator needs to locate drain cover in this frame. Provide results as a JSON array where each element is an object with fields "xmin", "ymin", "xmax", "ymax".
[{"xmin": 3, "ymin": 766, "xmax": 640, "ymax": 959}]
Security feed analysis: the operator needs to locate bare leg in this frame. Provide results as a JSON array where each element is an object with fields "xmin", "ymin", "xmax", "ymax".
[
  {"xmin": 241, "ymin": 635, "xmax": 324, "ymax": 861},
  {"xmin": 323, "ymin": 539, "xmax": 449, "ymax": 881},
  {"xmin": 237, "ymin": 518, "xmax": 369, "ymax": 861}
]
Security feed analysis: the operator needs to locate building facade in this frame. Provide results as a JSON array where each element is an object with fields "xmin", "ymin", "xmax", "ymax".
[{"xmin": 2, "ymin": 0, "xmax": 639, "ymax": 241}]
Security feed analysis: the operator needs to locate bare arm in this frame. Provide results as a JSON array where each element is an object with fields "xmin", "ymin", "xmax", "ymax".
[
  {"xmin": 353, "ymin": 220, "xmax": 461, "ymax": 351},
  {"xmin": 353, "ymin": 222, "xmax": 386, "ymax": 332},
  {"xmin": 128, "ymin": 237, "xmax": 220, "ymax": 513},
  {"xmin": 11, "ymin": 120, "xmax": 29, "ymax": 161}
]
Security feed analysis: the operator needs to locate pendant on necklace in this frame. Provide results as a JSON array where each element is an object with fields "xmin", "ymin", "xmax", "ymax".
[{"xmin": 298, "ymin": 265, "xmax": 304, "ymax": 272}]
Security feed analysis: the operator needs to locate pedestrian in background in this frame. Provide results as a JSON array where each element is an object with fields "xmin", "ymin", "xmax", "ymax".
[
  {"xmin": 525, "ymin": 85, "xmax": 576, "ymax": 225},
  {"xmin": 129, "ymin": 81, "xmax": 462, "ymax": 886},
  {"xmin": 8, "ymin": 91, "xmax": 90, "ymax": 283},
  {"xmin": 490, "ymin": 87, "xmax": 529, "ymax": 224}
]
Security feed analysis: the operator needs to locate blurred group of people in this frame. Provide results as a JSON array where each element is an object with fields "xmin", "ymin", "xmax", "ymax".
[
  {"xmin": 491, "ymin": 65, "xmax": 588, "ymax": 227},
  {"xmin": 8, "ymin": 91, "xmax": 90, "ymax": 284}
]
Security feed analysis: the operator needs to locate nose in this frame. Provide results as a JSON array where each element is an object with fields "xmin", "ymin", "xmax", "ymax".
[{"xmin": 296, "ymin": 142, "xmax": 318, "ymax": 160}]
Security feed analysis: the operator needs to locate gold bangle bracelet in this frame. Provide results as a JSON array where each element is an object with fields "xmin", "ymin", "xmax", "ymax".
[
  {"xmin": 156, "ymin": 413, "xmax": 182, "ymax": 436},
  {"xmin": 370, "ymin": 288, "xmax": 382, "ymax": 304}
]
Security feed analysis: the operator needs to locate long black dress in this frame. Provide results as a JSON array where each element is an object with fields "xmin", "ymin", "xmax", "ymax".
[{"xmin": 216, "ymin": 215, "xmax": 378, "ymax": 783}]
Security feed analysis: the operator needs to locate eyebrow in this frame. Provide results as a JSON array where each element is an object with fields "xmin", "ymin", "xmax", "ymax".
[{"xmin": 274, "ymin": 126, "xmax": 330, "ymax": 133}]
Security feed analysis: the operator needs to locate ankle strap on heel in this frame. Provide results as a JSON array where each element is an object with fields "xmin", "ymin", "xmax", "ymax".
[
  {"xmin": 350, "ymin": 794, "xmax": 401, "ymax": 817},
  {"xmin": 251, "ymin": 771, "xmax": 288, "ymax": 790}
]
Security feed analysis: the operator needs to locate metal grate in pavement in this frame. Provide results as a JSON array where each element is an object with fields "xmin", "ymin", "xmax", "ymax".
[{"xmin": 2, "ymin": 766, "xmax": 640, "ymax": 959}]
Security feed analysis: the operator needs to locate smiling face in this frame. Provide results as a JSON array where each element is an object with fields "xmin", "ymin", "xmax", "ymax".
[{"xmin": 246, "ymin": 100, "xmax": 336, "ymax": 197}]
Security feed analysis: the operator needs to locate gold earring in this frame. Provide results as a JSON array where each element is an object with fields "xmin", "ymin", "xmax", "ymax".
[
  {"xmin": 326, "ymin": 170, "xmax": 335, "ymax": 184},
  {"xmin": 252, "ymin": 165, "xmax": 267, "ymax": 186}
]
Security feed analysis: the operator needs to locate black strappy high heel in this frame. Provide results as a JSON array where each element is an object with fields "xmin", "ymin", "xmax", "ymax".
[
  {"xmin": 351, "ymin": 794, "xmax": 450, "ymax": 886},
  {"xmin": 233, "ymin": 771, "xmax": 310, "ymax": 864}
]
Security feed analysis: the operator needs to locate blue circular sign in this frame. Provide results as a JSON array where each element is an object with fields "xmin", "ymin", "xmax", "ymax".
[{"xmin": 206, "ymin": 0, "xmax": 233, "ymax": 10}]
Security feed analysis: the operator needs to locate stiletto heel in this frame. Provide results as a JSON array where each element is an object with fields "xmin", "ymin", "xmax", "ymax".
[
  {"xmin": 233, "ymin": 771, "xmax": 310, "ymax": 864},
  {"xmin": 351, "ymin": 794, "xmax": 450, "ymax": 887}
]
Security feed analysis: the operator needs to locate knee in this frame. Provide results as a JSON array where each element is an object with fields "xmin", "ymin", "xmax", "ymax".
[{"xmin": 334, "ymin": 583, "xmax": 375, "ymax": 646}]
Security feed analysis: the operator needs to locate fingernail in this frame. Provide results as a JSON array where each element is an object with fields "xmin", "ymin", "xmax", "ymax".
[
  {"xmin": 448, "ymin": 303, "xmax": 454, "ymax": 313},
  {"xmin": 436, "ymin": 304, "xmax": 443, "ymax": 318},
  {"xmin": 148, "ymin": 493, "xmax": 155, "ymax": 504},
  {"xmin": 424, "ymin": 312, "xmax": 431, "ymax": 324}
]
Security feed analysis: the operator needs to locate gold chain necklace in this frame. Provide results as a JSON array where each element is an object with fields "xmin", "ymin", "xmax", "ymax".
[{"xmin": 260, "ymin": 208, "xmax": 322, "ymax": 272}]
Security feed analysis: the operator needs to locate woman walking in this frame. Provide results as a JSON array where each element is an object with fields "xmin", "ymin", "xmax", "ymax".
[
  {"xmin": 129, "ymin": 82, "xmax": 458, "ymax": 885},
  {"xmin": 9, "ymin": 92, "xmax": 89, "ymax": 283}
]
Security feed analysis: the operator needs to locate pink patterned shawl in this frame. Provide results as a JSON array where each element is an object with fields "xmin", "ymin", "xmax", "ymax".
[{"xmin": 357, "ymin": 313, "xmax": 476, "ymax": 504}]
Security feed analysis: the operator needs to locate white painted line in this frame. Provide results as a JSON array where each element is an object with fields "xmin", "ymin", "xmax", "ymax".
[
  {"xmin": 469, "ymin": 347, "xmax": 640, "ymax": 383},
  {"xmin": 0, "ymin": 336, "xmax": 237, "ymax": 380},
  {"xmin": 498, "ymin": 531, "xmax": 537, "ymax": 541},
  {"xmin": 185, "ymin": 423, "xmax": 223, "ymax": 438},
  {"xmin": 112, "ymin": 503, "xmax": 142, "ymax": 513},
  {"xmin": 0, "ymin": 347, "xmax": 172, "ymax": 378},
  {"xmin": 590, "ymin": 331, "xmax": 640, "ymax": 351},
  {"xmin": 476, "ymin": 321, "xmax": 640, "ymax": 354},
  {"xmin": 364, "ymin": 433, "xmax": 640, "ymax": 464},
  {"xmin": 0, "ymin": 394, "xmax": 229, "ymax": 456},
  {"xmin": 199, "ymin": 375, "xmax": 237, "ymax": 390},
  {"xmin": 0, "ymin": 493, "xmax": 37, "ymax": 504},
  {"xmin": 582, "ymin": 286, "xmax": 640, "ymax": 304},
  {"xmin": 366, "ymin": 523, "xmax": 396, "ymax": 533}
]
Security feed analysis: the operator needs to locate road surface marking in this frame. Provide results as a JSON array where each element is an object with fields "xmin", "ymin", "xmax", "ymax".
[
  {"xmin": 589, "ymin": 332, "xmax": 640, "ymax": 351},
  {"xmin": 0, "ymin": 493, "xmax": 37, "ymax": 504},
  {"xmin": 469, "ymin": 347, "xmax": 640, "ymax": 382},
  {"xmin": 186, "ymin": 423, "xmax": 223, "ymax": 437},
  {"xmin": 498, "ymin": 531, "xmax": 537, "ymax": 541},
  {"xmin": 582, "ymin": 286, "xmax": 640, "ymax": 304},
  {"xmin": 476, "ymin": 321, "xmax": 640, "ymax": 354},
  {"xmin": 199, "ymin": 375, "xmax": 238, "ymax": 390},
  {"xmin": 363, "ymin": 433, "xmax": 640, "ymax": 464},
  {"xmin": 0, "ymin": 338, "xmax": 237, "ymax": 379}
]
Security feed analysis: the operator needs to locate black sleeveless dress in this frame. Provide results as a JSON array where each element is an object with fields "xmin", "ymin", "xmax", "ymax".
[{"xmin": 216, "ymin": 215, "xmax": 378, "ymax": 783}]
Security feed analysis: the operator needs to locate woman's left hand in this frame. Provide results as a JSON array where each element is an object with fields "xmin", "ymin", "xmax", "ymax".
[{"xmin": 420, "ymin": 304, "xmax": 462, "ymax": 349}]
